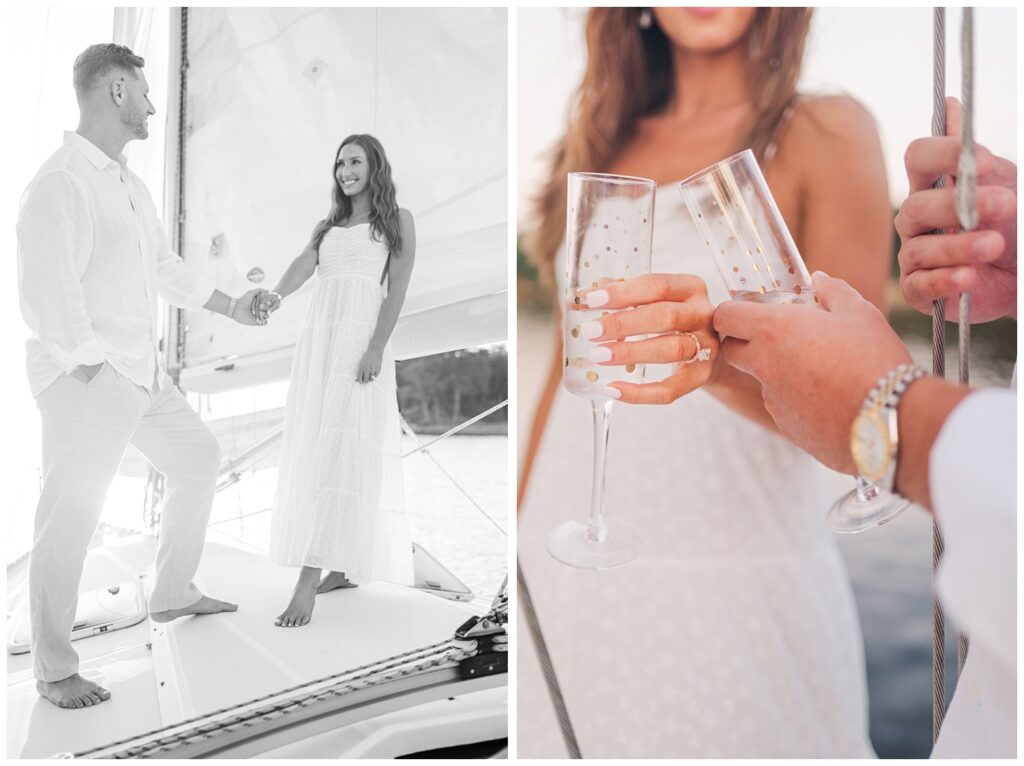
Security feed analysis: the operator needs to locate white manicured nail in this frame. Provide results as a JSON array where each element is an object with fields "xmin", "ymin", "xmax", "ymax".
[
  {"xmin": 602, "ymin": 386, "xmax": 622, "ymax": 400},
  {"xmin": 589, "ymin": 345, "xmax": 612, "ymax": 363},
  {"xmin": 586, "ymin": 289, "xmax": 609, "ymax": 308},
  {"xmin": 580, "ymin": 321, "xmax": 602, "ymax": 340}
]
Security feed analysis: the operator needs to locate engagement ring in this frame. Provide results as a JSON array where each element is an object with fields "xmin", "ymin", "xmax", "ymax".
[{"xmin": 679, "ymin": 331, "xmax": 711, "ymax": 366}]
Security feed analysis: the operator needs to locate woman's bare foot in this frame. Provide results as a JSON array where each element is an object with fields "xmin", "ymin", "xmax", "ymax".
[
  {"xmin": 316, "ymin": 571, "xmax": 359, "ymax": 594},
  {"xmin": 36, "ymin": 674, "xmax": 111, "ymax": 709},
  {"xmin": 150, "ymin": 594, "xmax": 238, "ymax": 623},
  {"xmin": 275, "ymin": 566, "xmax": 322, "ymax": 628}
]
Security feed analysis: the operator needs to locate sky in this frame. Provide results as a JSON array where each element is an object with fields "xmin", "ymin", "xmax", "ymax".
[{"xmin": 517, "ymin": 7, "xmax": 1018, "ymax": 227}]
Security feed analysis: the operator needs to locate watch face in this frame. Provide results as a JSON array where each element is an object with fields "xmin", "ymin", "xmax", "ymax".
[{"xmin": 851, "ymin": 410, "xmax": 891, "ymax": 483}]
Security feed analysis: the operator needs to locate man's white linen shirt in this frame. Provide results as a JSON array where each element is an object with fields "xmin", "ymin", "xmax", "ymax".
[
  {"xmin": 17, "ymin": 132, "xmax": 216, "ymax": 396},
  {"xmin": 929, "ymin": 387, "xmax": 1016, "ymax": 758}
]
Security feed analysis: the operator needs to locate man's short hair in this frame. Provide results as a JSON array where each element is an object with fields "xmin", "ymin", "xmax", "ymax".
[{"xmin": 73, "ymin": 43, "xmax": 145, "ymax": 96}]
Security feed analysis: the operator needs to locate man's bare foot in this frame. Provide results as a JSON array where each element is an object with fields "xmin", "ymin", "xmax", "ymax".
[
  {"xmin": 275, "ymin": 580, "xmax": 317, "ymax": 627},
  {"xmin": 316, "ymin": 571, "xmax": 359, "ymax": 595},
  {"xmin": 37, "ymin": 674, "xmax": 111, "ymax": 709},
  {"xmin": 150, "ymin": 594, "xmax": 238, "ymax": 623}
]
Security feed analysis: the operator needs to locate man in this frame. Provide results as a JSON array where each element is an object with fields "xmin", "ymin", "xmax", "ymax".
[
  {"xmin": 714, "ymin": 98, "xmax": 1015, "ymax": 757},
  {"xmin": 17, "ymin": 43, "xmax": 264, "ymax": 710}
]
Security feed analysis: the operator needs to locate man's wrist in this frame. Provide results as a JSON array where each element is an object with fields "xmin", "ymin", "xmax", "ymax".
[{"xmin": 894, "ymin": 377, "xmax": 973, "ymax": 510}]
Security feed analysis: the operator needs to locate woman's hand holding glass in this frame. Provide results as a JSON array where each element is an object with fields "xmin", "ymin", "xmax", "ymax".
[{"xmin": 585, "ymin": 274, "xmax": 719, "ymax": 404}]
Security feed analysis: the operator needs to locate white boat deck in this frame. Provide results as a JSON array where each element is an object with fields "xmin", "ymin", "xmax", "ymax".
[{"xmin": 7, "ymin": 536, "xmax": 497, "ymax": 758}]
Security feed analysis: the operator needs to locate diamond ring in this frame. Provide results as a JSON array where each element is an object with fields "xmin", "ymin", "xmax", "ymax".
[{"xmin": 679, "ymin": 331, "xmax": 712, "ymax": 366}]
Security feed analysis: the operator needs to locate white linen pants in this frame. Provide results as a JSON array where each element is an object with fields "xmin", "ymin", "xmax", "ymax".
[{"xmin": 29, "ymin": 363, "xmax": 220, "ymax": 682}]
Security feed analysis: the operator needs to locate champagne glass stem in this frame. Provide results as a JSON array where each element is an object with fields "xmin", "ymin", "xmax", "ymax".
[
  {"xmin": 854, "ymin": 475, "xmax": 880, "ymax": 504},
  {"xmin": 587, "ymin": 399, "xmax": 614, "ymax": 543}
]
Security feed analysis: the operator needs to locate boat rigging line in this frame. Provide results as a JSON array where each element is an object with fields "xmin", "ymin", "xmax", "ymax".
[
  {"xmin": 517, "ymin": 561, "xmax": 581, "ymax": 758},
  {"xmin": 929, "ymin": 7, "xmax": 974, "ymax": 743},
  {"xmin": 399, "ymin": 407, "xmax": 508, "ymax": 538}
]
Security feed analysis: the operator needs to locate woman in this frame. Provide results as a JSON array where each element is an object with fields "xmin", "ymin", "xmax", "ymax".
[
  {"xmin": 518, "ymin": 8, "xmax": 891, "ymax": 757},
  {"xmin": 259, "ymin": 134, "xmax": 416, "ymax": 628}
]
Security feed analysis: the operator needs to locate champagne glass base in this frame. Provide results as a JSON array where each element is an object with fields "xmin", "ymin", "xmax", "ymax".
[
  {"xmin": 827, "ymin": 487, "xmax": 912, "ymax": 534},
  {"xmin": 546, "ymin": 520, "xmax": 643, "ymax": 570}
]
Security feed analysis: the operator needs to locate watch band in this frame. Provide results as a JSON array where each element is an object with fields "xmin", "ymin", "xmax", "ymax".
[
  {"xmin": 861, "ymin": 364, "xmax": 926, "ymax": 411},
  {"xmin": 227, "ymin": 296, "xmax": 238, "ymax": 318},
  {"xmin": 854, "ymin": 364, "xmax": 927, "ymax": 491}
]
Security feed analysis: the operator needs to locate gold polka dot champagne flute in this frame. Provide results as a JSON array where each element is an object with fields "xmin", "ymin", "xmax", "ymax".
[
  {"xmin": 548, "ymin": 172, "xmax": 655, "ymax": 569},
  {"xmin": 677, "ymin": 149, "xmax": 912, "ymax": 533}
]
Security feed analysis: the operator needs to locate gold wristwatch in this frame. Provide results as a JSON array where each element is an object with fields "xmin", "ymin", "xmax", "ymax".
[{"xmin": 850, "ymin": 364, "xmax": 927, "ymax": 492}]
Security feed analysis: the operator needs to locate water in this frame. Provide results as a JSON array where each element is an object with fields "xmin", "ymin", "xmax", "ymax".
[{"xmin": 209, "ymin": 433, "xmax": 508, "ymax": 602}]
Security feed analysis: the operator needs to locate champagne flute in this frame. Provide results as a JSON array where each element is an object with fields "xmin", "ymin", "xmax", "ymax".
[
  {"xmin": 678, "ymin": 149, "xmax": 911, "ymax": 533},
  {"xmin": 547, "ymin": 172, "xmax": 656, "ymax": 568}
]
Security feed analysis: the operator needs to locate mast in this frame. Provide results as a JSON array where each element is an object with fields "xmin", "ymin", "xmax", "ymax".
[
  {"xmin": 146, "ymin": 8, "xmax": 189, "ymax": 532},
  {"xmin": 166, "ymin": 7, "xmax": 189, "ymax": 385}
]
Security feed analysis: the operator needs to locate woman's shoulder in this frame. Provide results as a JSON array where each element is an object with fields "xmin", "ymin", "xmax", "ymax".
[
  {"xmin": 396, "ymin": 207, "xmax": 415, "ymax": 234},
  {"xmin": 773, "ymin": 93, "xmax": 884, "ymax": 186},
  {"xmin": 784, "ymin": 93, "xmax": 881, "ymax": 154}
]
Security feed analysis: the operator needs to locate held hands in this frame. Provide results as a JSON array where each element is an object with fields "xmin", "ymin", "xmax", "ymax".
[
  {"xmin": 251, "ymin": 290, "xmax": 283, "ymax": 325},
  {"xmin": 229, "ymin": 289, "xmax": 282, "ymax": 326},
  {"xmin": 583, "ymin": 274, "xmax": 719, "ymax": 404},
  {"xmin": 896, "ymin": 97, "xmax": 1017, "ymax": 322},
  {"xmin": 230, "ymin": 289, "xmax": 265, "ymax": 326},
  {"xmin": 357, "ymin": 346, "xmax": 383, "ymax": 384},
  {"xmin": 714, "ymin": 272, "xmax": 912, "ymax": 475}
]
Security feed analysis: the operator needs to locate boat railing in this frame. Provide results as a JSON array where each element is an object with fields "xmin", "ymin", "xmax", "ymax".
[{"xmin": 213, "ymin": 400, "xmax": 509, "ymax": 540}]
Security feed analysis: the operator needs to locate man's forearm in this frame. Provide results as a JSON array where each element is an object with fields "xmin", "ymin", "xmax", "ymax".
[
  {"xmin": 894, "ymin": 377, "xmax": 974, "ymax": 511},
  {"xmin": 203, "ymin": 290, "xmax": 232, "ymax": 316}
]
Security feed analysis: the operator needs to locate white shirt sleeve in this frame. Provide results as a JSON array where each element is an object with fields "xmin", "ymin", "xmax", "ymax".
[
  {"xmin": 141, "ymin": 182, "xmax": 217, "ymax": 310},
  {"xmin": 17, "ymin": 170, "xmax": 106, "ymax": 372},
  {"xmin": 930, "ymin": 387, "xmax": 1016, "ymax": 671},
  {"xmin": 155, "ymin": 232, "xmax": 218, "ymax": 311},
  {"xmin": 929, "ymin": 388, "xmax": 1016, "ymax": 758}
]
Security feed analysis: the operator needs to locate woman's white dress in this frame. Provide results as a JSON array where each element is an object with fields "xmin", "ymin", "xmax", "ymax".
[
  {"xmin": 269, "ymin": 224, "xmax": 413, "ymax": 585},
  {"xmin": 517, "ymin": 187, "xmax": 874, "ymax": 757}
]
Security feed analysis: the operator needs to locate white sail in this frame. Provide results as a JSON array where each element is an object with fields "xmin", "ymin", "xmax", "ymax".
[{"xmin": 170, "ymin": 8, "xmax": 508, "ymax": 393}]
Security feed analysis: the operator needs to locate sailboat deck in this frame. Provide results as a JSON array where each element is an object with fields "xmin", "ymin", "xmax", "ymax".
[{"xmin": 7, "ymin": 537, "xmax": 489, "ymax": 758}]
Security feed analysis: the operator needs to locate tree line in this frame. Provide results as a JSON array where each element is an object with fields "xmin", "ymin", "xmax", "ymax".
[{"xmin": 396, "ymin": 346, "xmax": 508, "ymax": 433}]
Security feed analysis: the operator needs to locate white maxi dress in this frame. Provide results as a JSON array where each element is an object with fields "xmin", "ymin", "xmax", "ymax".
[
  {"xmin": 517, "ymin": 187, "xmax": 874, "ymax": 757},
  {"xmin": 270, "ymin": 224, "xmax": 413, "ymax": 585}
]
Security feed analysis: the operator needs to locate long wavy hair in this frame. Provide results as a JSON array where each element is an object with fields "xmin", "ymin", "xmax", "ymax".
[
  {"xmin": 310, "ymin": 133, "xmax": 403, "ymax": 255},
  {"xmin": 527, "ymin": 7, "xmax": 813, "ymax": 268}
]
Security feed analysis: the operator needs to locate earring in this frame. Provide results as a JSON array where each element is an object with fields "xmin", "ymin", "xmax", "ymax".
[{"xmin": 638, "ymin": 8, "xmax": 653, "ymax": 30}]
